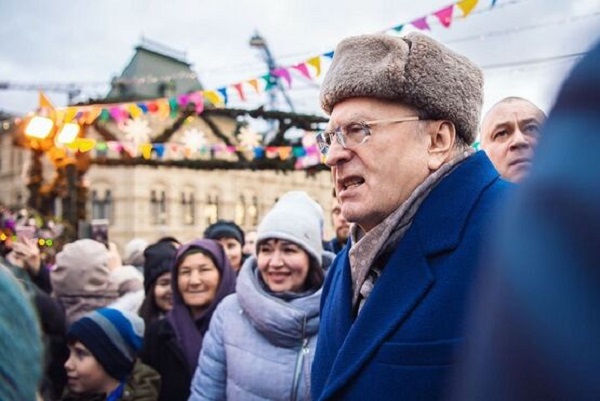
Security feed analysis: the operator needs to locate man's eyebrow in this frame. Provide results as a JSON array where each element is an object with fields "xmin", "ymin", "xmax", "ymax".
[{"xmin": 520, "ymin": 117, "xmax": 542, "ymax": 125}]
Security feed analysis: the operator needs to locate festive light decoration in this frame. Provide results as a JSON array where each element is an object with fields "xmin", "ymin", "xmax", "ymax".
[
  {"xmin": 237, "ymin": 126, "xmax": 262, "ymax": 150},
  {"xmin": 122, "ymin": 117, "xmax": 152, "ymax": 145}
]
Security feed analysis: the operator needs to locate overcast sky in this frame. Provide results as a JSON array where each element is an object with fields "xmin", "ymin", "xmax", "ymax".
[{"xmin": 1, "ymin": 0, "xmax": 599, "ymax": 121}]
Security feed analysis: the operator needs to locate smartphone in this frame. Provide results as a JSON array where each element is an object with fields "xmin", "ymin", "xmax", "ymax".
[
  {"xmin": 90, "ymin": 219, "xmax": 109, "ymax": 247},
  {"xmin": 15, "ymin": 225, "xmax": 37, "ymax": 241}
]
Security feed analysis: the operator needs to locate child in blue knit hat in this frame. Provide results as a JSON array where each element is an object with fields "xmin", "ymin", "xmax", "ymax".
[{"xmin": 62, "ymin": 308, "xmax": 160, "ymax": 401}]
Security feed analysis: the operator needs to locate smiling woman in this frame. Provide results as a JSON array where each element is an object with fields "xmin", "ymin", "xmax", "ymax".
[
  {"xmin": 189, "ymin": 191, "xmax": 336, "ymax": 401},
  {"xmin": 139, "ymin": 239, "xmax": 236, "ymax": 401}
]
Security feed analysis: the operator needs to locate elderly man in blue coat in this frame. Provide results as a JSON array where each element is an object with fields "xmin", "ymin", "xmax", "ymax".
[{"xmin": 311, "ymin": 32, "xmax": 511, "ymax": 401}]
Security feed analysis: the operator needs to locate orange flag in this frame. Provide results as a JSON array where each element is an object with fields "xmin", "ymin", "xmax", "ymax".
[{"xmin": 38, "ymin": 91, "xmax": 55, "ymax": 110}]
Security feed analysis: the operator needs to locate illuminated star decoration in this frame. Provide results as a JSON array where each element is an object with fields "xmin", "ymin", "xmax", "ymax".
[
  {"xmin": 181, "ymin": 128, "xmax": 207, "ymax": 153},
  {"xmin": 121, "ymin": 118, "xmax": 152, "ymax": 145},
  {"xmin": 237, "ymin": 126, "xmax": 262, "ymax": 150}
]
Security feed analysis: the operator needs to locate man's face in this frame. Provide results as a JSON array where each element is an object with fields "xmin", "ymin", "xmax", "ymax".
[
  {"xmin": 331, "ymin": 197, "xmax": 350, "ymax": 242},
  {"xmin": 480, "ymin": 100, "xmax": 545, "ymax": 183},
  {"xmin": 325, "ymin": 97, "xmax": 431, "ymax": 233}
]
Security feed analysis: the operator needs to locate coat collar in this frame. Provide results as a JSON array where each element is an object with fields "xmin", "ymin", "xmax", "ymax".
[{"xmin": 319, "ymin": 151, "xmax": 500, "ymax": 399}]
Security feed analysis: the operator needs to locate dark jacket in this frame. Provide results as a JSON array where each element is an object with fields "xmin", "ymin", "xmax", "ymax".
[
  {"xmin": 312, "ymin": 151, "xmax": 511, "ymax": 401},
  {"xmin": 139, "ymin": 319, "xmax": 191, "ymax": 401},
  {"xmin": 60, "ymin": 360, "xmax": 160, "ymax": 401},
  {"xmin": 324, "ymin": 238, "xmax": 346, "ymax": 255},
  {"xmin": 453, "ymin": 42, "xmax": 600, "ymax": 401}
]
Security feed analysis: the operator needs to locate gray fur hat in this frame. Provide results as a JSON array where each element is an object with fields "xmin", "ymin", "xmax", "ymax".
[{"xmin": 320, "ymin": 32, "xmax": 484, "ymax": 145}]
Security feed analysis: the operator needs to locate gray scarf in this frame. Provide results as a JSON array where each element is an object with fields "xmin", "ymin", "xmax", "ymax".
[{"xmin": 349, "ymin": 148, "xmax": 474, "ymax": 314}]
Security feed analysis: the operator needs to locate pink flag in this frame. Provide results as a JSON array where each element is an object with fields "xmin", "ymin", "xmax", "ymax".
[
  {"xmin": 292, "ymin": 63, "xmax": 312, "ymax": 80},
  {"xmin": 272, "ymin": 68, "xmax": 292, "ymax": 88},
  {"xmin": 434, "ymin": 5, "xmax": 454, "ymax": 28},
  {"xmin": 232, "ymin": 83, "xmax": 246, "ymax": 101},
  {"xmin": 411, "ymin": 16, "xmax": 430, "ymax": 30}
]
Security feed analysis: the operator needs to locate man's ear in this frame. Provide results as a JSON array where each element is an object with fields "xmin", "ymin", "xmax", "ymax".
[{"xmin": 427, "ymin": 120, "xmax": 456, "ymax": 171}]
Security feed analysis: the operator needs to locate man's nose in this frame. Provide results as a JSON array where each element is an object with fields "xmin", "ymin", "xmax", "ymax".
[{"xmin": 510, "ymin": 128, "xmax": 530, "ymax": 149}]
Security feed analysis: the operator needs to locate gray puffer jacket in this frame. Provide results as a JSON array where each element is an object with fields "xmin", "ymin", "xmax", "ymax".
[{"xmin": 189, "ymin": 252, "xmax": 334, "ymax": 401}]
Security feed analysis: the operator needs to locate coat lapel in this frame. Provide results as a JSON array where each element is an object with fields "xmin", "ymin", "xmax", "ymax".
[{"xmin": 321, "ymin": 231, "xmax": 434, "ymax": 400}]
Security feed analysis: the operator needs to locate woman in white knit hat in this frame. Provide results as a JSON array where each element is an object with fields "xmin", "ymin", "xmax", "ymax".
[{"xmin": 189, "ymin": 191, "xmax": 335, "ymax": 401}]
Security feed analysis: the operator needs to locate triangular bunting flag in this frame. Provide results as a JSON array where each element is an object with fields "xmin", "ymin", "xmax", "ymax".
[
  {"xmin": 76, "ymin": 138, "xmax": 96, "ymax": 153},
  {"xmin": 187, "ymin": 91, "xmax": 204, "ymax": 114},
  {"xmin": 141, "ymin": 143, "xmax": 153, "ymax": 159},
  {"xmin": 157, "ymin": 99, "xmax": 170, "ymax": 119},
  {"xmin": 306, "ymin": 57, "xmax": 322, "ymax": 77},
  {"xmin": 434, "ymin": 5, "xmax": 454, "ymax": 28},
  {"xmin": 411, "ymin": 16, "xmax": 430, "ymax": 30},
  {"xmin": 217, "ymin": 87, "xmax": 229, "ymax": 105},
  {"xmin": 99, "ymin": 109, "xmax": 110, "ymax": 122},
  {"xmin": 253, "ymin": 147, "xmax": 265, "ymax": 159},
  {"xmin": 38, "ymin": 91, "xmax": 55, "ymax": 110},
  {"xmin": 128, "ymin": 104, "xmax": 142, "ymax": 120},
  {"xmin": 232, "ymin": 83, "xmax": 246, "ymax": 101},
  {"xmin": 64, "ymin": 108, "xmax": 78, "ymax": 124},
  {"xmin": 323, "ymin": 51, "xmax": 334, "ymax": 59},
  {"xmin": 278, "ymin": 146, "xmax": 292, "ymax": 160},
  {"xmin": 204, "ymin": 90, "xmax": 223, "ymax": 107},
  {"xmin": 393, "ymin": 24, "xmax": 404, "ymax": 33},
  {"xmin": 292, "ymin": 63, "xmax": 312, "ymax": 80},
  {"xmin": 85, "ymin": 107, "xmax": 102, "ymax": 125},
  {"xmin": 272, "ymin": 68, "xmax": 292, "ymax": 88},
  {"xmin": 168, "ymin": 97, "xmax": 179, "ymax": 118},
  {"xmin": 262, "ymin": 74, "xmax": 276, "ymax": 91},
  {"xmin": 154, "ymin": 144, "xmax": 165, "ymax": 158},
  {"xmin": 457, "ymin": 0, "xmax": 478, "ymax": 16},
  {"xmin": 248, "ymin": 79, "xmax": 260, "ymax": 93}
]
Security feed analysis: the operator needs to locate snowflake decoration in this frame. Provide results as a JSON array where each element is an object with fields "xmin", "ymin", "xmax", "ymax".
[
  {"xmin": 237, "ymin": 126, "xmax": 262, "ymax": 149},
  {"xmin": 182, "ymin": 128, "xmax": 207, "ymax": 151},
  {"xmin": 121, "ymin": 118, "xmax": 152, "ymax": 145}
]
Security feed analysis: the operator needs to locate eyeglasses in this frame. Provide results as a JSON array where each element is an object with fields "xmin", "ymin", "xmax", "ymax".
[{"xmin": 316, "ymin": 116, "xmax": 420, "ymax": 156}]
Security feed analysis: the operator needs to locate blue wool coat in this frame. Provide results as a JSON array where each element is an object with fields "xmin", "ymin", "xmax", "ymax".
[{"xmin": 311, "ymin": 151, "xmax": 511, "ymax": 401}]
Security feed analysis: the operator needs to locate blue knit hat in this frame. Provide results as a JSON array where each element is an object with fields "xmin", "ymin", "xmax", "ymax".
[{"xmin": 67, "ymin": 308, "xmax": 144, "ymax": 380}]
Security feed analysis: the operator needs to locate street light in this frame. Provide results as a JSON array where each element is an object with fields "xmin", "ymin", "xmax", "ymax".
[
  {"xmin": 249, "ymin": 31, "xmax": 295, "ymax": 112},
  {"xmin": 24, "ymin": 116, "xmax": 53, "ymax": 139},
  {"xmin": 20, "ymin": 107, "xmax": 85, "ymax": 238}
]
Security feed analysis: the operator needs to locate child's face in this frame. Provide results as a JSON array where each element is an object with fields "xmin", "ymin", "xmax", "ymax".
[{"xmin": 64, "ymin": 341, "xmax": 114, "ymax": 394}]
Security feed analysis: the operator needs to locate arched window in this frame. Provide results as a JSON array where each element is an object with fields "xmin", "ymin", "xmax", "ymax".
[
  {"xmin": 91, "ymin": 189, "xmax": 113, "ymax": 223},
  {"xmin": 150, "ymin": 188, "xmax": 168, "ymax": 225},
  {"xmin": 181, "ymin": 190, "xmax": 196, "ymax": 225},
  {"xmin": 204, "ymin": 192, "xmax": 219, "ymax": 226}
]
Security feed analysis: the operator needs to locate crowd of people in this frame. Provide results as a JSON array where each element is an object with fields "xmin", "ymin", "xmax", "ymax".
[{"xmin": 1, "ymin": 31, "xmax": 598, "ymax": 401}]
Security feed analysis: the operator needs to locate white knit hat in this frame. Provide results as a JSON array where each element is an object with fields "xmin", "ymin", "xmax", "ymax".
[{"xmin": 257, "ymin": 191, "xmax": 324, "ymax": 265}]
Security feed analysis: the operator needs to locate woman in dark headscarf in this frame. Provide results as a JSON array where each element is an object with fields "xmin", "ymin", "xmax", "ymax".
[{"xmin": 140, "ymin": 239, "xmax": 236, "ymax": 401}]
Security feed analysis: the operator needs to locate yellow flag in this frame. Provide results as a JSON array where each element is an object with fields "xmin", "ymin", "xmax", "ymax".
[
  {"xmin": 306, "ymin": 57, "xmax": 322, "ymax": 77},
  {"xmin": 78, "ymin": 138, "xmax": 96, "ymax": 153},
  {"xmin": 128, "ymin": 104, "xmax": 142, "ymax": 119},
  {"xmin": 204, "ymin": 90, "xmax": 224, "ymax": 107},
  {"xmin": 64, "ymin": 107, "xmax": 78, "ymax": 123},
  {"xmin": 141, "ymin": 143, "xmax": 153, "ymax": 159},
  {"xmin": 457, "ymin": 0, "xmax": 478, "ymax": 17}
]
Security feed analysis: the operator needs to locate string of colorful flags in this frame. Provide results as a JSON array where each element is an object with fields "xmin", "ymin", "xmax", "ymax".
[
  {"xmin": 47, "ymin": 0, "xmax": 488, "ymax": 125},
  {"xmin": 66, "ymin": 137, "xmax": 322, "ymax": 169}
]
